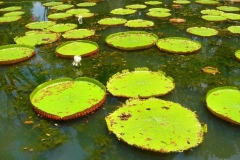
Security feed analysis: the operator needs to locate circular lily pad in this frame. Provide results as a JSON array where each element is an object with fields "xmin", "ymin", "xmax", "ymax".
[
  {"xmin": 173, "ymin": 0, "xmax": 191, "ymax": 4},
  {"xmin": 56, "ymin": 40, "xmax": 99, "ymax": 58},
  {"xmin": 202, "ymin": 15, "xmax": 227, "ymax": 22},
  {"xmin": 186, "ymin": 27, "xmax": 218, "ymax": 37},
  {"xmin": 107, "ymin": 68, "xmax": 175, "ymax": 98},
  {"xmin": 146, "ymin": 12, "xmax": 171, "ymax": 18},
  {"xmin": 169, "ymin": 18, "xmax": 186, "ymax": 23},
  {"xmin": 206, "ymin": 86, "xmax": 240, "ymax": 125},
  {"xmin": 0, "ymin": 6, "xmax": 22, "ymax": 12},
  {"xmin": 202, "ymin": 66, "xmax": 219, "ymax": 75},
  {"xmin": 235, "ymin": 49, "xmax": 240, "ymax": 61},
  {"xmin": 98, "ymin": 17, "xmax": 127, "ymax": 26},
  {"xmin": 228, "ymin": 26, "xmax": 240, "ymax": 34},
  {"xmin": 223, "ymin": 13, "xmax": 240, "ymax": 20},
  {"xmin": 75, "ymin": 12, "xmax": 95, "ymax": 18},
  {"xmin": 25, "ymin": 21, "xmax": 56, "ymax": 30},
  {"xmin": 51, "ymin": 4, "xmax": 74, "ymax": 11},
  {"xmin": 201, "ymin": 9, "xmax": 224, "ymax": 16},
  {"xmin": 125, "ymin": 19, "xmax": 154, "ymax": 28},
  {"xmin": 156, "ymin": 37, "xmax": 201, "ymax": 54},
  {"xmin": 3, "ymin": 11, "xmax": 25, "ymax": 17},
  {"xmin": 111, "ymin": 8, "xmax": 137, "ymax": 15},
  {"xmin": 66, "ymin": 8, "xmax": 90, "ymax": 15},
  {"xmin": 105, "ymin": 31, "xmax": 158, "ymax": 50},
  {"xmin": 145, "ymin": 1, "xmax": 162, "ymax": 5},
  {"xmin": 217, "ymin": 6, "xmax": 240, "ymax": 12},
  {"xmin": 42, "ymin": 2, "xmax": 63, "ymax": 7},
  {"xmin": 48, "ymin": 13, "xmax": 73, "ymax": 20},
  {"xmin": 62, "ymin": 29, "xmax": 95, "ymax": 40},
  {"xmin": 195, "ymin": 0, "xmax": 219, "ymax": 5},
  {"xmin": 30, "ymin": 77, "xmax": 106, "ymax": 120},
  {"xmin": 0, "ymin": 44, "xmax": 35, "ymax": 65},
  {"xmin": 0, "ymin": 16, "xmax": 22, "ymax": 24},
  {"xmin": 76, "ymin": 2, "xmax": 97, "ymax": 7},
  {"xmin": 149, "ymin": 8, "xmax": 171, "ymax": 12},
  {"xmin": 47, "ymin": 23, "xmax": 77, "ymax": 33},
  {"xmin": 125, "ymin": 4, "xmax": 147, "ymax": 10},
  {"xmin": 25, "ymin": 30, "xmax": 52, "ymax": 36},
  {"xmin": 105, "ymin": 98, "xmax": 205, "ymax": 153},
  {"xmin": 14, "ymin": 32, "xmax": 60, "ymax": 46}
]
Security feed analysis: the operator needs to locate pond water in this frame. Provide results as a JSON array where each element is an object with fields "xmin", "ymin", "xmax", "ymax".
[{"xmin": 0, "ymin": 0, "xmax": 240, "ymax": 159}]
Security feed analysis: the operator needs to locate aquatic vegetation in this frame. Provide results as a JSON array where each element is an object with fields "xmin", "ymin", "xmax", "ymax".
[
  {"xmin": 3, "ymin": 11, "xmax": 25, "ymax": 17},
  {"xmin": 76, "ymin": 2, "xmax": 97, "ymax": 7},
  {"xmin": 42, "ymin": 2, "xmax": 63, "ymax": 7},
  {"xmin": 50, "ymin": 4, "xmax": 74, "ymax": 11},
  {"xmin": 0, "ymin": 6, "xmax": 22, "ymax": 12},
  {"xmin": 144, "ymin": 1, "xmax": 162, "ymax": 5},
  {"xmin": 66, "ymin": 8, "xmax": 90, "ymax": 15},
  {"xmin": 62, "ymin": 29, "xmax": 95, "ymax": 40},
  {"xmin": 25, "ymin": 21, "xmax": 56, "ymax": 30},
  {"xmin": 124, "ymin": 19, "xmax": 154, "ymax": 28},
  {"xmin": 98, "ymin": 17, "xmax": 127, "ymax": 26},
  {"xmin": 202, "ymin": 66, "xmax": 220, "ymax": 75},
  {"xmin": 47, "ymin": 12, "xmax": 73, "ymax": 20},
  {"xmin": 235, "ymin": 50, "xmax": 240, "ymax": 61},
  {"xmin": 186, "ymin": 27, "xmax": 218, "ymax": 37},
  {"xmin": 216, "ymin": 6, "xmax": 240, "ymax": 12},
  {"xmin": 110, "ymin": 8, "xmax": 136, "ymax": 15},
  {"xmin": 47, "ymin": 23, "xmax": 77, "ymax": 33},
  {"xmin": 0, "ymin": 16, "xmax": 22, "ymax": 24},
  {"xmin": 75, "ymin": 12, "xmax": 95, "ymax": 18}
]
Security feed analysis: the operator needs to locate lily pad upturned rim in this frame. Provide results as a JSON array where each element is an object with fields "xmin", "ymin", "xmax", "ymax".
[
  {"xmin": 186, "ymin": 27, "xmax": 218, "ymax": 37},
  {"xmin": 156, "ymin": 37, "xmax": 202, "ymax": 54},
  {"xmin": 195, "ymin": 0, "xmax": 219, "ymax": 5},
  {"xmin": 25, "ymin": 21, "xmax": 56, "ymax": 30},
  {"xmin": 105, "ymin": 97, "xmax": 205, "ymax": 153},
  {"xmin": 66, "ymin": 8, "xmax": 90, "ymax": 15},
  {"xmin": 216, "ymin": 6, "xmax": 240, "ymax": 12},
  {"xmin": 105, "ymin": 31, "xmax": 158, "ymax": 50},
  {"xmin": 47, "ymin": 23, "xmax": 78, "ymax": 33},
  {"xmin": 144, "ymin": 1, "xmax": 163, "ymax": 5},
  {"xmin": 107, "ymin": 67, "xmax": 175, "ymax": 98},
  {"xmin": 200, "ymin": 9, "xmax": 224, "ymax": 16},
  {"xmin": 0, "ymin": 16, "xmax": 22, "ymax": 24},
  {"xmin": 149, "ymin": 7, "xmax": 171, "ymax": 12},
  {"xmin": 62, "ymin": 29, "xmax": 95, "ymax": 40},
  {"xmin": 42, "ymin": 2, "xmax": 63, "ymax": 7},
  {"xmin": 124, "ymin": 19, "xmax": 154, "ymax": 28},
  {"xmin": 125, "ymin": 4, "xmax": 147, "ymax": 10},
  {"xmin": 30, "ymin": 77, "xmax": 106, "ymax": 121},
  {"xmin": 173, "ymin": 0, "xmax": 191, "ymax": 4},
  {"xmin": 76, "ymin": 2, "xmax": 97, "ymax": 7},
  {"xmin": 223, "ymin": 13, "xmax": 240, "ymax": 20},
  {"xmin": 235, "ymin": 49, "xmax": 240, "ymax": 61},
  {"xmin": 206, "ymin": 86, "xmax": 240, "ymax": 125},
  {"xmin": 50, "ymin": 4, "xmax": 74, "ymax": 11},
  {"xmin": 0, "ymin": 6, "xmax": 22, "ymax": 12},
  {"xmin": 75, "ymin": 12, "xmax": 95, "ymax": 18},
  {"xmin": 110, "ymin": 8, "xmax": 137, "ymax": 15},
  {"xmin": 201, "ymin": 15, "xmax": 227, "ymax": 22},
  {"xmin": 0, "ymin": 44, "xmax": 35, "ymax": 65},
  {"xmin": 55, "ymin": 40, "xmax": 99, "ymax": 58},
  {"xmin": 48, "ymin": 13, "xmax": 73, "ymax": 20},
  {"xmin": 97, "ymin": 17, "xmax": 127, "ymax": 26},
  {"xmin": 146, "ymin": 11, "xmax": 171, "ymax": 18},
  {"xmin": 3, "ymin": 11, "xmax": 25, "ymax": 17}
]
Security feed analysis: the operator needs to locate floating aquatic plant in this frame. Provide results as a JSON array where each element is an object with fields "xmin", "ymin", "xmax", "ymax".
[
  {"xmin": 144, "ymin": 1, "xmax": 162, "ymax": 5},
  {"xmin": 228, "ymin": 26, "xmax": 240, "ymax": 34},
  {"xmin": 0, "ymin": 6, "xmax": 22, "ymax": 12},
  {"xmin": 42, "ymin": 2, "xmax": 63, "ymax": 7},
  {"xmin": 3, "ymin": 11, "xmax": 25, "ymax": 17},
  {"xmin": 124, "ymin": 19, "xmax": 154, "ymax": 28},
  {"xmin": 25, "ymin": 21, "xmax": 56, "ymax": 30},
  {"xmin": 235, "ymin": 49, "xmax": 240, "ymax": 61},
  {"xmin": 195, "ymin": 0, "xmax": 219, "ymax": 5},
  {"xmin": 47, "ymin": 23, "xmax": 77, "ymax": 33},
  {"xmin": 169, "ymin": 18, "xmax": 186, "ymax": 23},
  {"xmin": 146, "ymin": 11, "xmax": 171, "ymax": 18},
  {"xmin": 110, "ymin": 8, "xmax": 136, "ymax": 15},
  {"xmin": 222, "ymin": 13, "xmax": 240, "ymax": 20},
  {"xmin": 173, "ymin": 0, "xmax": 190, "ymax": 4},
  {"xmin": 201, "ymin": 66, "xmax": 220, "ymax": 75},
  {"xmin": 149, "ymin": 7, "xmax": 171, "ymax": 12},
  {"xmin": 200, "ymin": 9, "xmax": 224, "ymax": 16},
  {"xmin": 48, "ymin": 13, "xmax": 73, "ymax": 20},
  {"xmin": 216, "ymin": 6, "xmax": 240, "ymax": 12},
  {"xmin": 75, "ymin": 12, "xmax": 94, "ymax": 19},
  {"xmin": 66, "ymin": 8, "xmax": 90, "ymax": 15},
  {"xmin": 98, "ymin": 17, "xmax": 127, "ymax": 26},
  {"xmin": 51, "ymin": 4, "xmax": 74, "ymax": 11},
  {"xmin": 0, "ymin": 16, "xmax": 22, "ymax": 24},
  {"xmin": 125, "ymin": 4, "xmax": 147, "ymax": 10},
  {"xmin": 76, "ymin": 2, "xmax": 97, "ymax": 7},
  {"xmin": 62, "ymin": 29, "xmax": 95, "ymax": 40},
  {"xmin": 202, "ymin": 15, "xmax": 227, "ymax": 22},
  {"xmin": 187, "ymin": 27, "xmax": 218, "ymax": 37}
]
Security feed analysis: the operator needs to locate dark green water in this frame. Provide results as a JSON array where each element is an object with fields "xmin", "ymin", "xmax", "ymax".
[{"xmin": 0, "ymin": 0, "xmax": 240, "ymax": 159}]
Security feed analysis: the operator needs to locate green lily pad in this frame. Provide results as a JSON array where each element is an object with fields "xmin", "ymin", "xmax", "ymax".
[
  {"xmin": 202, "ymin": 15, "xmax": 227, "ymax": 22},
  {"xmin": 186, "ymin": 27, "xmax": 218, "ymax": 37},
  {"xmin": 30, "ymin": 77, "xmax": 106, "ymax": 120},
  {"xmin": 105, "ymin": 98, "xmax": 205, "ymax": 153},
  {"xmin": 228, "ymin": 26, "xmax": 240, "ymax": 34},
  {"xmin": 3, "ymin": 11, "xmax": 25, "ymax": 17},
  {"xmin": 0, "ymin": 16, "xmax": 22, "ymax": 24},
  {"xmin": 125, "ymin": 4, "xmax": 147, "ymax": 10},
  {"xmin": 25, "ymin": 21, "xmax": 56, "ymax": 30},
  {"xmin": 125, "ymin": 19, "xmax": 154, "ymax": 28},
  {"xmin": 235, "ymin": 49, "xmax": 240, "ymax": 61},
  {"xmin": 47, "ymin": 23, "xmax": 77, "ymax": 33},
  {"xmin": 48, "ymin": 13, "xmax": 73, "ymax": 20},
  {"xmin": 195, "ymin": 0, "xmax": 219, "ymax": 5},
  {"xmin": 149, "ymin": 8, "xmax": 171, "ymax": 12},
  {"xmin": 55, "ymin": 40, "xmax": 99, "ymax": 58},
  {"xmin": 146, "ymin": 11, "xmax": 171, "ymax": 18},
  {"xmin": 111, "ymin": 8, "xmax": 137, "ymax": 15},
  {"xmin": 51, "ymin": 4, "xmax": 74, "ymax": 11},
  {"xmin": 144, "ymin": 1, "xmax": 162, "ymax": 5},
  {"xmin": 0, "ymin": 44, "xmax": 35, "ymax": 65},
  {"xmin": 0, "ymin": 6, "xmax": 22, "ymax": 12},
  {"xmin": 98, "ymin": 17, "xmax": 127, "ymax": 26},
  {"xmin": 201, "ymin": 9, "xmax": 224, "ymax": 16},
  {"xmin": 222, "ymin": 13, "xmax": 240, "ymax": 20},
  {"xmin": 107, "ymin": 68, "xmax": 175, "ymax": 98},
  {"xmin": 75, "ymin": 12, "xmax": 95, "ymax": 18},
  {"xmin": 173, "ymin": 0, "xmax": 191, "ymax": 4},
  {"xmin": 206, "ymin": 86, "xmax": 240, "ymax": 125},
  {"xmin": 76, "ymin": 2, "xmax": 97, "ymax": 7},
  {"xmin": 105, "ymin": 31, "xmax": 158, "ymax": 50},
  {"xmin": 156, "ymin": 37, "xmax": 201, "ymax": 54},
  {"xmin": 42, "ymin": 2, "xmax": 63, "ymax": 7},
  {"xmin": 217, "ymin": 6, "xmax": 240, "ymax": 12},
  {"xmin": 66, "ymin": 8, "xmax": 90, "ymax": 15},
  {"xmin": 62, "ymin": 29, "xmax": 95, "ymax": 40},
  {"xmin": 25, "ymin": 30, "xmax": 52, "ymax": 36},
  {"xmin": 0, "ymin": 1, "xmax": 3, "ymax": 6},
  {"xmin": 14, "ymin": 32, "xmax": 60, "ymax": 46},
  {"xmin": 202, "ymin": 66, "xmax": 220, "ymax": 75}
]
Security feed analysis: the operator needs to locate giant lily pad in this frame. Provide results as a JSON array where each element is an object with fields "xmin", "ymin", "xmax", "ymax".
[
  {"xmin": 105, "ymin": 98, "xmax": 205, "ymax": 153},
  {"xmin": 14, "ymin": 32, "xmax": 60, "ymax": 46},
  {"xmin": 110, "ymin": 8, "xmax": 137, "ymax": 15},
  {"xmin": 30, "ymin": 77, "xmax": 106, "ymax": 120},
  {"xmin": 48, "ymin": 13, "xmax": 73, "ymax": 20},
  {"xmin": 217, "ymin": 6, "xmax": 240, "ymax": 12},
  {"xmin": 195, "ymin": 0, "xmax": 219, "ymax": 5},
  {"xmin": 42, "ymin": 2, "xmax": 63, "ymax": 7},
  {"xmin": 235, "ymin": 49, "xmax": 240, "ymax": 61},
  {"xmin": 187, "ymin": 27, "xmax": 218, "ymax": 37},
  {"xmin": 125, "ymin": 4, "xmax": 147, "ymax": 10},
  {"xmin": 144, "ymin": 1, "xmax": 162, "ymax": 5},
  {"xmin": 149, "ymin": 8, "xmax": 171, "ymax": 12},
  {"xmin": 169, "ymin": 18, "xmax": 186, "ymax": 23},
  {"xmin": 62, "ymin": 29, "xmax": 95, "ymax": 40},
  {"xmin": 47, "ymin": 23, "xmax": 77, "ymax": 33},
  {"xmin": 3, "ymin": 11, "xmax": 25, "ymax": 17},
  {"xmin": 125, "ymin": 19, "xmax": 154, "ymax": 28},
  {"xmin": 75, "ymin": 12, "xmax": 95, "ymax": 18},
  {"xmin": 206, "ymin": 86, "xmax": 240, "ymax": 125},
  {"xmin": 0, "ymin": 16, "xmax": 22, "ymax": 24},
  {"xmin": 98, "ymin": 17, "xmax": 127, "ymax": 26},
  {"xmin": 51, "ymin": 4, "xmax": 74, "ymax": 11},
  {"xmin": 25, "ymin": 21, "xmax": 56, "ymax": 30},
  {"xmin": 202, "ymin": 15, "xmax": 227, "ymax": 22},
  {"xmin": 173, "ymin": 0, "xmax": 191, "ymax": 4},
  {"xmin": 66, "ymin": 8, "xmax": 90, "ymax": 15},
  {"xmin": 156, "ymin": 37, "xmax": 201, "ymax": 54},
  {"xmin": 223, "ymin": 13, "xmax": 240, "ymax": 20},
  {"xmin": 0, "ymin": 6, "xmax": 22, "ymax": 12},
  {"xmin": 106, "ymin": 31, "xmax": 158, "ymax": 50},
  {"xmin": 201, "ymin": 9, "xmax": 224, "ymax": 16},
  {"xmin": 0, "ymin": 44, "xmax": 35, "ymax": 65},
  {"xmin": 107, "ymin": 68, "xmax": 175, "ymax": 98},
  {"xmin": 146, "ymin": 12, "xmax": 171, "ymax": 18},
  {"xmin": 55, "ymin": 40, "xmax": 98, "ymax": 58},
  {"xmin": 76, "ymin": 2, "xmax": 97, "ymax": 7},
  {"xmin": 228, "ymin": 26, "xmax": 240, "ymax": 34}
]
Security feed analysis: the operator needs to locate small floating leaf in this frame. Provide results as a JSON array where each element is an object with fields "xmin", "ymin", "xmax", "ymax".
[{"xmin": 202, "ymin": 66, "xmax": 219, "ymax": 75}]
